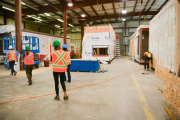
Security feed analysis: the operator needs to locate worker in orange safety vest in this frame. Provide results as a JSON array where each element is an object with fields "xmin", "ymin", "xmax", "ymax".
[
  {"xmin": 62, "ymin": 44, "xmax": 71, "ymax": 83},
  {"xmin": 51, "ymin": 40, "xmax": 69, "ymax": 101},
  {"xmin": 5, "ymin": 45, "xmax": 17, "ymax": 76},
  {"xmin": 23, "ymin": 46, "xmax": 34, "ymax": 85}
]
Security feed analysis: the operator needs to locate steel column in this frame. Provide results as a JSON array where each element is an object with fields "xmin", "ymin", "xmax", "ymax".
[
  {"xmin": 81, "ymin": 22, "xmax": 84, "ymax": 52},
  {"xmin": 63, "ymin": 5, "xmax": 67, "ymax": 44},
  {"xmin": 15, "ymin": 0, "xmax": 23, "ymax": 70}
]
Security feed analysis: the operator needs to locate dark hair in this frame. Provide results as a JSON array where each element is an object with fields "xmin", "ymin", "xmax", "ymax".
[
  {"xmin": 55, "ymin": 45, "xmax": 60, "ymax": 50},
  {"xmin": 63, "ymin": 48, "xmax": 68, "ymax": 51},
  {"xmin": 25, "ymin": 50, "xmax": 30, "ymax": 55}
]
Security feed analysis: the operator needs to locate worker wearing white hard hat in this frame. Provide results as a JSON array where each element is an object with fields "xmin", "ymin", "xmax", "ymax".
[{"xmin": 5, "ymin": 45, "xmax": 18, "ymax": 76}]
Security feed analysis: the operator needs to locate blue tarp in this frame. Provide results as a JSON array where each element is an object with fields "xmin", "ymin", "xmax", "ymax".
[{"xmin": 70, "ymin": 60, "xmax": 99, "ymax": 72}]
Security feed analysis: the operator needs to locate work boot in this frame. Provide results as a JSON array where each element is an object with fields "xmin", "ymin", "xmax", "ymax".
[
  {"xmin": 28, "ymin": 77, "xmax": 32, "ymax": 85},
  {"xmin": 54, "ymin": 96, "xmax": 60, "ymax": 101},
  {"xmin": 14, "ymin": 71, "xmax": 17, "ymax": 76},
  {"xmin": 64, "ymin": 95, "xmax": 69, "ymax": 101}
]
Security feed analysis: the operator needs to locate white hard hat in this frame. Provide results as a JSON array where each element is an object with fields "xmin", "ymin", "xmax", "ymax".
[{"xmin": 9, "ymin": 46, "xmax": 13, "ymax": 49}]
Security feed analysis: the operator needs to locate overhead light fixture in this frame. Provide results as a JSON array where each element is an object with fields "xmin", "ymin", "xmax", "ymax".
[
  {"xmin": 81, "ymin": 13, "xmax": 86, "ymax": 17},
  {"xmin": 55, "ymin": 25, "xmax": 60, "ymax": 28},
  {"xmin": 57, "ymin": 19, "xmax": 64, "ymax": 22},
  {"xmin": 122, "ymin": 10, "xmax": 127, "ymax": 14},
  {"xmin": 21, "ymin": 2, "xmax": 25, "ymax": 5},
  {"xmin": 68, "ymin": 24, "xmax": 73, "ymax": 27},
  {"xmin": 2, "ymin": 6, "xmax": 15, "ymax": 12},
  {"xmin": 27, "ymin": 15, "xmax": 42, "ymax": 21},
  {"xmin": 44, "ymin": 13, "xmax": 50, "ymax": 16},
  {"xmin": 68, "ymin": 2, "xmax": 73, "ymax": 7},
  {"xmin": 122, "ymin": 18, "xmax": 126, "ymax": 21}
]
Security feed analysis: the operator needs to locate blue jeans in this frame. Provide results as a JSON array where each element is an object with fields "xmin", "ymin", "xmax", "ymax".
[{"xmin": 65, "ymin": 65, "xmax": 71, "ymax": 82}]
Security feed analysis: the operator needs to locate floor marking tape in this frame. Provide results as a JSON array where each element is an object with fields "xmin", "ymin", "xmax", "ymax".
[
  {"xmin": 127, "ymin": 60, "xmax": 154, "ymax": 120},
  {"xmin": 0, "ymin": 69, "xmax": 142, "ymax": 105}
]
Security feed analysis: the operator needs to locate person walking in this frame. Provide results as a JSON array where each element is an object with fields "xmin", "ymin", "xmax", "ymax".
[
  {"xmin": 62, "ymin": 44, "xmax": 71, "ymax": 83},
  {"xmin": 51, "ymin": 40, "xmax": 69, "ymax": 101},
  {"xmin": 24, "ymin": 46, "xmax": 34, "ymax": 85},
  {"xmin": 5, "ymin": 46, "xmax": 17, "ymax": 76},
  {"xmin": 144, "ymin": 52, "xmax": 152, "ymax": 71}
]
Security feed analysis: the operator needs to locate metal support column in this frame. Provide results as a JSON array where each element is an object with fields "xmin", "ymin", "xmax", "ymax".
[
  {"xmin": 4, "ymin": 12, "xmax": 7, "ymax": 25},
  {"xmin": 63, "ymin": 4, "xmax": 67, "ymax": 44},
  {"xmin": 15, "ymin": 0, "xmax": 23, "ymax": 70},
  {"xmin": 81, "ymin": 22, "xmax": 84, "ymax": 53}
]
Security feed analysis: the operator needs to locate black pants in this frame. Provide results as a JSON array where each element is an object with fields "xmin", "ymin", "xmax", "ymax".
[
  {"xmin": 9, "ymin": 61, "xmax": 15, "ymax": 74},
  {"xmin": 53, "ymin": 72, "xmax": 66, "ymax": 96},
  {"xmin": 25, "ymin": 65, "xmax": 34, "ymax": 78},
  {"xmin": 144, "ymin": 59, "xmax": 149, "ymax": 70},
  {"xmin": 64, "ymin": 65, "xmax": 71, "ymax": 82}
]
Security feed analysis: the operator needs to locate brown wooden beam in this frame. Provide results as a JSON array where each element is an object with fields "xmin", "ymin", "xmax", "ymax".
[
  {"xmin": 131, "ymin": 0, "xmax": 138, "ymax": 19},
  {"xmin": 80, "ymin": 8, "xmax": 90, "ymax": 17}
]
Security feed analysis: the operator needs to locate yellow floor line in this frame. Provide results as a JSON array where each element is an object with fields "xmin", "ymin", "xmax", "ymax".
[
  {"xmin": 0, "ymin": 67, "xmax": 52, "ymax": 76},
  {"xmin": 127, "ymin": 60, "xmax": 154, "ymax": 120}
]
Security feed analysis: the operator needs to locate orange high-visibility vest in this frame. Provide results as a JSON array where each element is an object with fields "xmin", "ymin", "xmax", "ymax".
[
  {"xmin": 66, "ymin": 51, "xmax": 71, "ymax": 65},
  {"xmin": 24, "ymin": 52, "xmax": 34, "ymax": 65},
  {"xmin": 8, "ymin": 50, "xmax": 16, "ymax": 62},
  {"xmin": 51, "ymin": 50, "xmax": 68, "ymax": 72}
]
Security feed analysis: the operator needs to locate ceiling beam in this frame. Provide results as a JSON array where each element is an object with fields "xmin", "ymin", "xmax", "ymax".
[
  {"xmin": 48, "ymin": 18, "xmax": 151, "ymax": 26},
  {"xmin": 102, "ymin": 4, "xmax": 107, "ymax": 16},
  {"xmin": 131, "ymin": 0, "xmax": 138, "ymax": 19},
  {"xmin": 124, "ymin": 1, "xmax": 126, "ymax": 10},
  {"xmin": 0, "ymin": 1, "xmax": 14, "ymax": 7},
  {"xmin": 80, "ymin": 8, "xmax": 90, "ymax": 17},
  {"xmin": 41, "ymin": 0, "xmax": 61, "ymax": 11},
  {"xmin": 27, "ymin": 0, "xmax": 42, "ymax": 6},
  {"xmin": 151, "ymin": 0, "xmax": 169, "ymax": 19},
  {"xmin": 112, "ymin": 3, "xmax": 117, "ymax": 21},
  {"xmin": 90, "ymin": 6, "xmax": 102, "ymax": 22},
  {"xmin": 22, "ymin": 0, "xmax": 138, "ymax": 15},
  {"xmin": 85, "ymin": 11, "xmax": 158, "ymax": 21},
  {"xmin": 147, "ymin": 0, "xmax": 155, "ymax": 12},
  {"xmin": 71, "ymin": 9, "xmax": 81, "ymax": 18},
  {"xmin": 90, "ymin": 6, "xmax": 99, "ymax": 16}
]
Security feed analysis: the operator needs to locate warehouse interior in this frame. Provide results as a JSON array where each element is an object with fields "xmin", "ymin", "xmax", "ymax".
[{"xmin": 0, "ymin": 0, "xmax": 180, "ymax": 120}]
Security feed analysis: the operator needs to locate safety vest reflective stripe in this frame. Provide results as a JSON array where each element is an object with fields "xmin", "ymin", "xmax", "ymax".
[
  {"xmin": 54, "ymin": 51, "xmax": 67, "ymax": 65},
  {"xmin": 52, "ymin": 65, "xmax": 67, "ymax": 68},
  {"xmin": 24, "ymin": 53, "xmax": 33, "ymax": 59},
  {"xmin": 53, "ymin": 51, "xmax": 67, "ymax": 68},
  {"xmin": 8, "ymin": 51, "xmax": 16, "ymax": 60}
]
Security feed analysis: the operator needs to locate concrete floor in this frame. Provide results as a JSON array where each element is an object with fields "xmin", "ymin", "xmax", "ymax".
[{"xmin": 0, "ymin": 58, "xmax": 170, "ymax": 120}]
